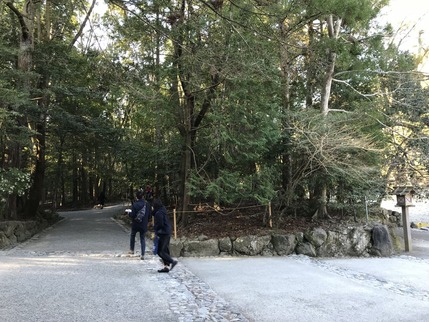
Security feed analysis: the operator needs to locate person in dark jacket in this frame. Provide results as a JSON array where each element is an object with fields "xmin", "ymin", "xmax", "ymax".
[
  {"xmin": 153, "ymin": 199, "xmax": 178, "ymax": 273},
  {"xmin": 98, "ymin": 190, "xmax": 106, "ymax": 209},
  {"xmin": 145, "ymin": 184, "xmax": 154, "ymax": 203},
  {"xmin": 144, "ymin": 184, "xmax": 154, "ymax": 214},
  {"xmin": 128, "ymin": 190, "xmax": 150, "ymax": 260}
]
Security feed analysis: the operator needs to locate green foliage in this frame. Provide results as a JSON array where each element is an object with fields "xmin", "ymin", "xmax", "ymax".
[
  {"xmin": 0, "ymin": 168, "xmax": 31, "ymax": 198},
  {"xmin": 188, "ymin": 165, "xmax": 277, "ymax": 205},
  {"xmin": 1, "ymin": 0, "xmax": 428, "ymax": 222}
]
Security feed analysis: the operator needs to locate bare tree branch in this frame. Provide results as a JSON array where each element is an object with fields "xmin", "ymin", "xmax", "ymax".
[
  {"xmin": 70, "ymin": 0, "xmax": 97, "ymax": 48},
  {"xmin": 5, "ymin": 1, "xmax": 30, "ymax": 41}
]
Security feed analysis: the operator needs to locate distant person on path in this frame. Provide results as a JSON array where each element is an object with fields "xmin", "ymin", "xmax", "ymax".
[
  {"xmin": 145, "ymin": 184, "xmax": 154, "ymax": 202},
  {"xmin": 98, "ymin": 190, "xmax": 106, "ymax": 209},
  {"xmin": 144, "ymin": 184, "xmax": 154, "ymax": 212},
  {"xmin": 153, "ymin": 199, "xmax": 178, "ymax": 273},
  {"xmin": 128, "ymin": 190, "xmax": 150, "ymax": 260}
]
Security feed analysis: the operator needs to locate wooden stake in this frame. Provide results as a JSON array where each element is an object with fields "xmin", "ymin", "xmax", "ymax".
[
  {"xmin": 401, "ymin": 206, "xmax": 412, "ymax": 252},
  {"xmin": 173, "ymin": 208, "xmax": 177, "ymax": 240},
  {"xmin": 268, "ymin": 202, "xmax": 273, "ymax": 228}
]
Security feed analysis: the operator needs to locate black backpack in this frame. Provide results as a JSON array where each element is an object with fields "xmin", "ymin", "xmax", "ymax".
[{"xmin": 135, "ymin": 203, "xmax": 146, "ymax": 223}]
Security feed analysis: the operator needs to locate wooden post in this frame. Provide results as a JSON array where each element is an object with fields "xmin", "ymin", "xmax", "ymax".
[
  {"xmin": 393, "ymin": 186, "xmax": 415, "ymax": 252},
  {"xmin": 173, "ymin": 208, "xmax": 177, "ymax": 240},
  {"xmin": 401, "ymin": 206, "xmax": 412, "ymax": 252},
  {"xmin": 268, "ymin": 202, "xmax": 273, "ymax": 228}
]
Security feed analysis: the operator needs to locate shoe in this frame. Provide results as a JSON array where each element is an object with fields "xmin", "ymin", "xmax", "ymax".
[
  {"xmin": 127, "ymin": 250, "xmax": 134, "ymax": 255},
  {"xmin": 170, "ymin": 260, "xmax": 178, "ymax": 271},
  {"xmin": 140, "ymin": 256, "xmax": 144, "ymax": 260},
  {"xmin": 158, "ymin": 267, "xmax": 169, "ymax": 273}
]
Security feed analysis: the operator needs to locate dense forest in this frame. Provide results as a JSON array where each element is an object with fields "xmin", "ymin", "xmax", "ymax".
[{"xmin": 1, "ymin": 0, "xmax": 428, "ymax": 226}]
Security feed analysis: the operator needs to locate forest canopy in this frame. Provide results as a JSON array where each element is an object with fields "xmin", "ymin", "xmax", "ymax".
[{"xmin": 1, "ymin": 0, "xmax": 429, "ymax": 226}]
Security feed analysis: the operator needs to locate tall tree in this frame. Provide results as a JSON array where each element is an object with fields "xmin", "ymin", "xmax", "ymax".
[{"xmin": 2, "ymin": 0, "xmax": 101, "ymax": 217}]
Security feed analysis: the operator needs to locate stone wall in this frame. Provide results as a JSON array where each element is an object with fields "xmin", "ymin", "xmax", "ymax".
[
  {"xmin": 169, "ymin": 224, "xmax": 397, "ymax": 258},
  {"xmin": 2, "ymin": 214, "xmax": 397, "ymax": 259},
  {"xmin": 0, "ymin": 219, "xmax": 53, "ymax": 249}
]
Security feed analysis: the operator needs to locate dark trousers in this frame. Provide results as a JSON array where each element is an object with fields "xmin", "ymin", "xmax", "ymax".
[
  {"xmin": 130, "ymin": 226, "xmax": 146, "ymax": 255},
  {"xmin": 157, "ymin": 234, "xmax": 174, "ymax": 266}
]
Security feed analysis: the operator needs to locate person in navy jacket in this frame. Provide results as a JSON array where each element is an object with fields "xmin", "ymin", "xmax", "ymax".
[
  {"xmin": 153, "ymin": 199, "xmax": 178, "ymax": 273},
  {"xmin": 128, "ymin": 190, "xmax": 150, "ymax": 259}
]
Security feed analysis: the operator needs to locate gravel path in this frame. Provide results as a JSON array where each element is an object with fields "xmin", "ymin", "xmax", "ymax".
[
  {"xmin": 0, "ymin": 205, "xmax": 247, "ymax": 322},
  {"xmin": 381, "ymin": 199, "xmax": 429, "ymax": 223},
  {"xmin": 1, "ymin": 204, "xmax": 428, "ymax": 322}
]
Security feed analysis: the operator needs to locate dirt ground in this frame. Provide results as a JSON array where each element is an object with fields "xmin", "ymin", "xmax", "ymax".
[
  {"xmin": 173, "ymin": 205, "xmax": 362, "ymax": 239},
  {"xmin": 116, "ymin": 202, "xmax": 370, "ymax": 240}
]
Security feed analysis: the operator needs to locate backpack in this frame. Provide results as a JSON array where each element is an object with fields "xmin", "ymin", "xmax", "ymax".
[{"xmin": 135, "ymin": 203, "xmax": 147, "ymax": 223}]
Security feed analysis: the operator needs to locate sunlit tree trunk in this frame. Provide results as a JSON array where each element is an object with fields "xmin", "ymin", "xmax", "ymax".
[
  {"xmin": 315, "ymin": 15, "xmax": 342, "ymax": 219},
  {"xmin": 306, "ymin": 21, "xmax": 315, "ymax": 109},
  {"xmin": 320, "ymin": 15, "xmax": 341, "ymax": 115}
]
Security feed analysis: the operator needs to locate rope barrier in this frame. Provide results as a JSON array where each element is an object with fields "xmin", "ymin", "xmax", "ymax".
[{"xmin": 169, "ymin": 203, "xmax": 273, "ymax": 239}]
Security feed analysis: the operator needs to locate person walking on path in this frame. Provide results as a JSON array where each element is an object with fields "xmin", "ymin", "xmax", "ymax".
[
  {"xmin": 98, "ymin": 190, "xmax": 106, "ymax": 209},
  {"xmin": 153, "ymin": 199, "xmax": 178, "ymax": 273},
  {"xmin": 145, "ymin": 184, "xmax": 154, "ymax": 205},
  {"xmin": 128, "ymin": 190, "xmax": 150, "ymax": 259}
]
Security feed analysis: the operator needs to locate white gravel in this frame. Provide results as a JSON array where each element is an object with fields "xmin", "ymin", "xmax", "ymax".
[
  {"xmin": 381, "ymin": 198, "xmax": 429, "ymax": 224},
  {"xmin": 1, "ymin": 203, "xmax": 428, "ymax": 322}
]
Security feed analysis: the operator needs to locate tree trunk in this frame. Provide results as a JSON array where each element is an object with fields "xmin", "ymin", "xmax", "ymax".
[
  {"xmin": 24, "ymin": 117, "xmax": 47, "ymax": 218},
  {"xmin": 306, "ymin": 21, "xmax": 315, "ymax": 109},
  {"xmin": 6, "ymin": 1, "xmax": 35, "ymax": 219},
  {"xmin": 320, "ymin": 50, "xmax": 336, "ymax": 116},
  {"xmin": 72, "ymin": 153, "xmax": 79, "ymax": 207},
  {"xmin": 171, "ymin": 0, "xmax": 221, "ymax": 226},
  {"xmin": 315, "ymin": 15, "xmax": 342, "ymax": 219},
  {"xmin": 279, "ymin": 20, "xmax": 294, "ymax": 206},
  {"xmin": 180, "ymin": 130, "xmax": 192, "ymax": 226},
  {"xmin": 80, "ymin": 152, "xmax": 88, "ymax": 205},
  {"xmin": 52, "ymin": 137, "xmax": 65, "ymax": 212},
  {"xmin": 320, "ymin": 15, "xmax": 341, "ymax": 116}
]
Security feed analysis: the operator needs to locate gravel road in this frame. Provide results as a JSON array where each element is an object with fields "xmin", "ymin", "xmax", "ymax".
[
  {"xmin": 1, "ymin": 203, "xmax": 428, "ymax": 322},
  {"xmin": 381, "ymin": 198, "xmax": 429, "ymax": 223}
]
